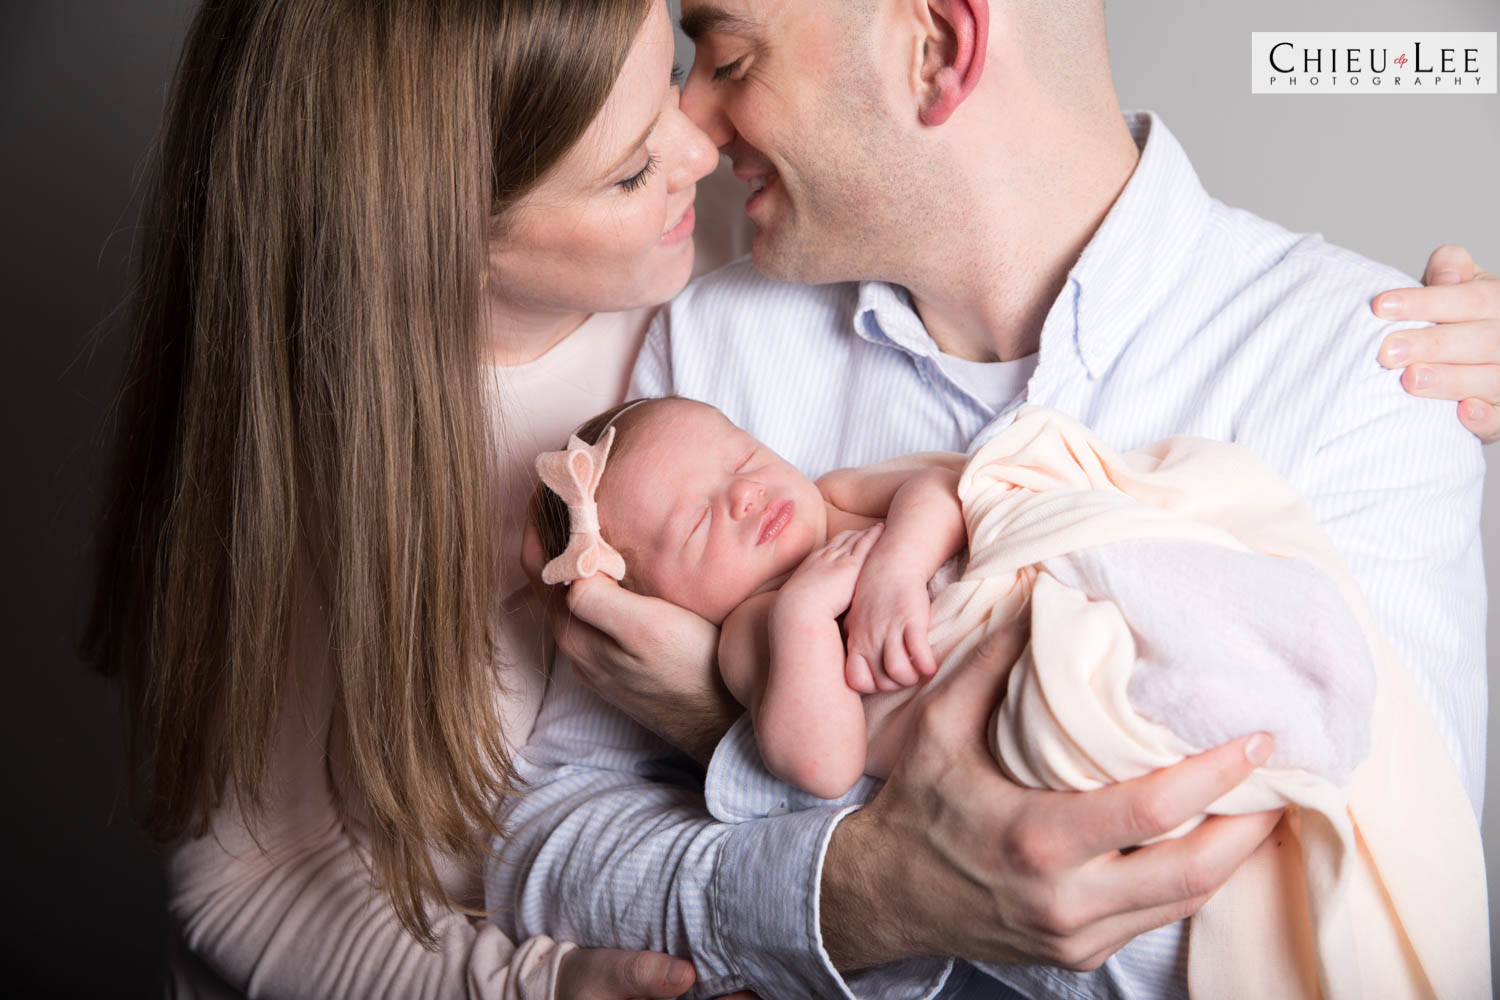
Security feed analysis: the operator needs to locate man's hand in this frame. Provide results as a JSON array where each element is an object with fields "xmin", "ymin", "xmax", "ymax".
[
  {"xmin": 1374, "ymin": 245, "xmax": 1500, "ymax": 442},
  {"xmin": 523, "ymin": 523, "xmax": 737, "ymax": 764},
  {"xmin": 819, "ymin": 622, "xmax": 1280, "ymax": 972}
]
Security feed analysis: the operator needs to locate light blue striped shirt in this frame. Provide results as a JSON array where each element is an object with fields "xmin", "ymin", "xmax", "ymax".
[{"xmin": 487, "ymin": 114, "xmax": 1485, "ymax": 1000}]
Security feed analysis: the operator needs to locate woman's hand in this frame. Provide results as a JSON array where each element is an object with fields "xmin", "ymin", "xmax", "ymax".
[
  {"xmin": 1374, "ymin": 245, "xmax": 1500, "ymax": 442},
  {"xmin": 819, "ymin": 621, "xmax": 1281, "ymax": 972},
  {"xmin": 523, "ymin": 524, "xmax": 738, "ymax": 764},
  {"xmin": 556, "ymin": 947, "xmax": 696, "ymax": 999}
]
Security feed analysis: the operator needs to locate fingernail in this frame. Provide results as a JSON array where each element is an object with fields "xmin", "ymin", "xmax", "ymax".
[
  {"xmin": 1435, "ymin": 269, "xmax": 1462, "ymax": 285},
  {"xmin": 666, "ymin": 960, "xmax": 693, "ymax": 989},
  {"xmin": 1412, "ymin": 367, "xmax": 1434, "ymax": 389},
  {"xmin": 1381, "ymin": 337, "xmax": 1409, "ymax": 366},
  {"xmin": 1375, "ymin": 293, "xmax": 1403, "ymax": 319},
  {"xmin": 1461, "ymin": 399, "xmax": 1488, "ymax": 423},
  {"xmin": 1245, "ymin": 733, "xmax": 1272, "ymax": 765}
]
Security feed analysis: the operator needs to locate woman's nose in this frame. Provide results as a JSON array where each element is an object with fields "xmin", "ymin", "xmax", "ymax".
[
  {"xmin": 664, "ymin": 98, "xmax": 719, "ymax": 192},
  {"xmin": 728, "ymin": 478, "xmax": 764, "ymax": 520}
]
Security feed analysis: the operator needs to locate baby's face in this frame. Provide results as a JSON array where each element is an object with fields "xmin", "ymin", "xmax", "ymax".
[{"xmin": 600, "ymin": 400, "xmax": 827, "ymax": 624}]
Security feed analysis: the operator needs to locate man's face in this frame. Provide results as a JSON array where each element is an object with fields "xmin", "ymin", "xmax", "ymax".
[{"xmin": 679, "ymin": 0, "xmax": 897, "ymax": 283}]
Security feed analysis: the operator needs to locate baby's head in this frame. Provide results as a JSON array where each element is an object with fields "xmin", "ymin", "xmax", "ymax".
[{"xmin": 533, "ymin": 397, "xmax": 827, "ymax": 624}]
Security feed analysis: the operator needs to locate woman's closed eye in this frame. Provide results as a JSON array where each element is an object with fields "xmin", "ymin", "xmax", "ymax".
[{"xmin": 616, "ymin": 153, "xmax": 660, "ymax": 193}]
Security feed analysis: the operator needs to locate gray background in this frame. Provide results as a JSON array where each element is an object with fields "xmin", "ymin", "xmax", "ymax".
[{"xmin": 3, "ymin": 1, "xmax": 1495, "ymax": 995}]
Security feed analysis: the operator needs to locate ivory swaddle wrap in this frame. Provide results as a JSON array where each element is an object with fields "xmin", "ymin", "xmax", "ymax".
[{"xmin": 895, "ymin": 406, "xmax": 1487, "ymax": 1000}]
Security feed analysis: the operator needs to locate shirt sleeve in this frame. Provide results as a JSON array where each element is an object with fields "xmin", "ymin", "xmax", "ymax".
[
  {"xmin": 1301, "ymin": 311, "xmax": 1487, "ymax": 810},
  {"xmin": 165, "ymin": 593, "xmax": 573, "ymax": 1000},
  {"xmin": 485, "ymin": 658, "xmax": 952, "ymax": 1000}
]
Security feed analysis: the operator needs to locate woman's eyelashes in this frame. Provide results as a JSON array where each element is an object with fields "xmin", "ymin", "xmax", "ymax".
[
  {"xmin": 616, "ymin": 153, "xmax": 660, "ymax": 193},
  {"xmin": 671, "ymin": 62, "xmax": 685, "ymax": 88}
]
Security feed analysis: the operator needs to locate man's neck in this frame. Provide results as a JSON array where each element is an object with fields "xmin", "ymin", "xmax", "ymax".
[{"xmin": 903, "ymin": 113, "xmax": 1141, "ymax": 364}]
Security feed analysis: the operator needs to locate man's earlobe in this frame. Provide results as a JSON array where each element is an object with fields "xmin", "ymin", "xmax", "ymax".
[{"xmin": 918, "ymin": 0, "xmax": 988, "ymax": 126}]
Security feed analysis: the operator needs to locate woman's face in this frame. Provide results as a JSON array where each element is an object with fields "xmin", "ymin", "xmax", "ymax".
[{"xmin": 487, "ymin": 3, "xmax": 717, "ymax": 342}]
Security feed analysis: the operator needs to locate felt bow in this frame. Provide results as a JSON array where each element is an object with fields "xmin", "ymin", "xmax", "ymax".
[{"xmin": 536, "ymin": 426, "xmax": 627, "ymax": 585}]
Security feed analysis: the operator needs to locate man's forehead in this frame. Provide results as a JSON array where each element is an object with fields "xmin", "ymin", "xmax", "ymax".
[{"xmin": 679, "ymin": 0, "xmax": 793, "ymax": 40}]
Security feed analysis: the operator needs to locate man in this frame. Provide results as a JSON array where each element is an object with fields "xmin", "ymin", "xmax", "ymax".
[{"xmin": 489, "ymin": 2, "xmax": 1495, "ymax": 996}]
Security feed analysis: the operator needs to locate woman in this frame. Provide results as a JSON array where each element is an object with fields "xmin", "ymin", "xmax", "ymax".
[
  {"xmin": 86, "ymin": 0, "xmax": 721, "ymax": 995},
  {"xmin": 86, "ymin": 0, "xmax": 1497, "ymax": 997}
]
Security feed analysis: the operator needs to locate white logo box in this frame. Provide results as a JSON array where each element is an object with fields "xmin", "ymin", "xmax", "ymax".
[{"xmin": 1251, "ymin": 32, "xmax": 1496, "ymax": 94}]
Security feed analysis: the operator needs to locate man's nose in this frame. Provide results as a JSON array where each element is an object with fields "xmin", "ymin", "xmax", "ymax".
[
  {"xmin": 679, "ymin": 66, "xmax": 734, "ymax": 151},
  {"xmin": 728, "ymin": 479, "xmax": 764, "ymax": 520}
]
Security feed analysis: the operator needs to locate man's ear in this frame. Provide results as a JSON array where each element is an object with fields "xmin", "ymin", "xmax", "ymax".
[{"xmin": 911, "ymin": 0, "xmax": 988, "ymax": 126}]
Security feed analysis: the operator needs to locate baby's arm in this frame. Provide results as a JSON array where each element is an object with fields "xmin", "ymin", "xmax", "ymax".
[
  {"xmin": 836, "ymin": 464, "xmax": 967, "ymax": 692},
  {"xmin": 719, "ymin": 527, "xmax": 883, "ymax": 799}
]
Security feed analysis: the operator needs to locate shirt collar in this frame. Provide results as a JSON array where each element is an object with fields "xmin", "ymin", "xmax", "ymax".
[
  {"xmin": 1062, "ymin": 112, "xmax": 1214, "ymax": 376},
  {"xmin": 852, "ymin": 113, "xmax": 1213, "ymax": 378}
]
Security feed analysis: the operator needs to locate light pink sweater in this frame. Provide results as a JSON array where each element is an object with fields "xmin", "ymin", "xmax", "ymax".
[{"xmin": 165, "ymin": 307, "xmax": 652, "ymax": 1000}]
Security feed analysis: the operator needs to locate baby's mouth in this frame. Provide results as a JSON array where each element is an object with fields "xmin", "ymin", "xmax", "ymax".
[{"xmin": 757, "ymin": 501, "xmax": 794, "ymax": 545}]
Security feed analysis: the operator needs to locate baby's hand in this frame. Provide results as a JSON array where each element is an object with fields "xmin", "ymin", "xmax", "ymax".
[
  {"xmin": 844, "ymin": 569, "xmax": 938, "ymax": 694},
  {"xmin": 778, "ymin": 525, "xmax": 885, "ymax": 620}
]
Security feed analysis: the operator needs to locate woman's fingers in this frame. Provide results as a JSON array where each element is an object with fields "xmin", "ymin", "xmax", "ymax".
[
  {"xmin": 1457, "ymin": 398, "xmax": 1500, "ymax": 442},
  {"xmin": 1380, "ymin": 320, "xmax": 1500, "ymax": 370},
  {"xmin": 1399, "ymin": 362, "xmax": 1500, "ymax": 403},
  {"xmin": 1373, "ymin": 268, "xmax": 1500, "ymax": 324},
  {"xmin": 557, "ymin": 947, "xmax": 695, "ymax": 1000},
  {"xmin": 1422, "ymin": 244, "xmax": 1477, "ymax": 287}
]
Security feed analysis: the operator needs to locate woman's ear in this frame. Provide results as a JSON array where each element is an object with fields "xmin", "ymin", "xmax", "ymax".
[{"xmin": 911, "ymin": 0, "xmax": 989, "ymax": 126}]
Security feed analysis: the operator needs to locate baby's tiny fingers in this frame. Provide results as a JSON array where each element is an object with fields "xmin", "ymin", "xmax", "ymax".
[
  {"xmin": 846, "ymin": 652, "xmax": 877, "ymax": 694},
  {"xmin": 850, "ymin": 522, "xmax": 885, "ymax": 559},
  {"xmin": 905, "ymin": 625, "xmax": 938, "ymax": 679},
  {"xmin": 882, "ymin": 634, "xmax": 919, "ymax": 687}
]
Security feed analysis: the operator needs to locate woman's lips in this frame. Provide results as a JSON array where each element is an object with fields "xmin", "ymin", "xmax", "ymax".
[
  {"xmin": 758, "ymin": 500, "xmax": 793, "ymax": 545},
  {"xmin": 659, "ymin": 203, "xmax": 695, "ymax": 245}
]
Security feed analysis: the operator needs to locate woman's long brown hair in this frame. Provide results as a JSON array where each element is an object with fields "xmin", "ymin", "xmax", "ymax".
[{"xmin": 85, "ymin": 0, "xmax": 650, "ymax": 943}]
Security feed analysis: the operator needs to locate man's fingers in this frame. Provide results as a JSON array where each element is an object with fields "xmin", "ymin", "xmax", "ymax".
[
  {"xmin": 1458, "ymin": 398, "xmax": 1500, "ymax": 444},
  {"xmin": 1085, "ymin": 809, "xmax": 1282, "ymax": 919},
  {"xmin": 1374, "ymin": 273, "xmax": 1500, "ymax": 324},
  {"xmin": 1422, "ymin": 244, "xmax": 1477, "ymax": 287},
  {"xmin": 1380, "ymin": 321, "xmax": 1500, "ymax": 370},
  {"xmin": 1400, "ymin": 362, "xmax": 1500, "ymax": 404},
  {"xmin": 1075, "ymin": 733, "xmax": 1273, "ymax": 856}
]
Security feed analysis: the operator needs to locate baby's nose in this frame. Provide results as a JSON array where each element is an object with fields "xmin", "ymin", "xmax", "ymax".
[{"xmin": 729, "ymin": 479, "xmax": 764, "ymax": 519}]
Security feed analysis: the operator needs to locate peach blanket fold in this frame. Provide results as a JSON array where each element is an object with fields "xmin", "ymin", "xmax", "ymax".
[{"xmin": 922, "ymin": 406, "xmax": 1487, "ymax": 1000}]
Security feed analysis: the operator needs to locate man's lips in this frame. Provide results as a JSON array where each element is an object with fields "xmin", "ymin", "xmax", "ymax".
[
  {"xmin": 733, "ymin": 167, "xmax": 779, "ymax": 210},
  {"xmin": 757, "ymin": 500, "xmax": 794, "ymax": 545}
]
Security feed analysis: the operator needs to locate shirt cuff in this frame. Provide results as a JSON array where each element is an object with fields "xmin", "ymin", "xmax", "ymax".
[{"xmin": 703, "ymin": 804, "xmax": 953, "ymax": 1000}]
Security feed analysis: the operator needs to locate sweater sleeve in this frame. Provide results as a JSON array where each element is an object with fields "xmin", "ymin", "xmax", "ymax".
[{"xmin": 164, "ymin": 588, "xmax": 574, "ymax": 1000}]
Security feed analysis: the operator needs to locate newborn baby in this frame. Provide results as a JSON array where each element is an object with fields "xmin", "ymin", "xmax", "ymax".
[
  {"xmin": 532, "ymin": 396, "xmax": 1369, "ymax": 799},
  {"xmin": 529, "ymin": 395, "xmax": 1485, "ymax": 1000}
]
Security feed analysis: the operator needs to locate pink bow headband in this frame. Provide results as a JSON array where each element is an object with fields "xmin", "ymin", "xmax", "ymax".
[{"xmin": 535, "ymin": 426, "xmax": 627, "ymax": 585}]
